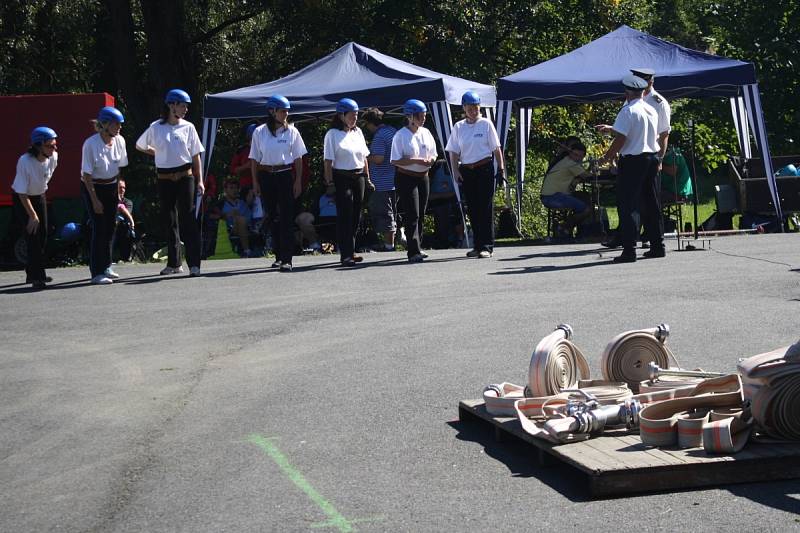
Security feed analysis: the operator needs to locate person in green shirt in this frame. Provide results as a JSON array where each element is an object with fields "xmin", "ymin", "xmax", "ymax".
[{"xmin": 660, "ymin": 135, "xmax": 693, "ymax": 202}]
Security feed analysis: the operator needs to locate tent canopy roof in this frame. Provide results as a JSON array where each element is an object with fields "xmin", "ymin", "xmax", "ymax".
[
  {"xmin": 497, "ymin": 25, "xmax": 756, "ymax": 104},
  {"xmin": 204, "ymin": 42, "xmax": 496, "ymax": 119}
]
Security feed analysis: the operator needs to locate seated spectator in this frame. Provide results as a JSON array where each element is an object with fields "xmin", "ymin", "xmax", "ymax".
[
  {"xmin": 540, "ymin": 140, "xmax": 593, "ymax": 236},
  {"xmin": 219, "ymin": 177, "xmax": 254, "ymax": 257},
  {"xmin": 427, "ymin": 160, "xmax": 464, "ymax": 248},
  {"xmin": 660, "ymin": 134, "xmax": 693, "ymax": 203},
  {"xmin": 112, "ymin": 179, "xmax": 135, "ymax": 261},
  {"xmin": 290, "ymin": 155, "xmax": 322, "ymax": 253},
  {"xmin": 229, "ymin": 123, "xmax": 257, "ymax": 204}
]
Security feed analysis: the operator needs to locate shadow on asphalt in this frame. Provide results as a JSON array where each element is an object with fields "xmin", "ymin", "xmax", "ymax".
[
  {"xmin": 488, "ymin": 259, "xmax": 613, "ymax": 275},
  {"xmin": 726, "ymin": 481, "xmax": 800, "ymax": 515},
  {"xmin": 498, "ymin": 247, "xmax": 609, "ymax": 261},
  {"xmin": 447, "ymin": 419, "xmax": 589, "ymax": 502}
]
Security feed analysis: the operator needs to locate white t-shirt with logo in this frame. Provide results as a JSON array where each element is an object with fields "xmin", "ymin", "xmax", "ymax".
[
  {"xmin": 445, "ymin": 117, "xmax": 500, "ymax": 164},
  {"xmin": 249, "ymin": 124, "xmax": 308, "ymax": 165},
  {"xmin": 612, "ymin": 98, "xmax": 660, "ymax": 156},
  {"xmin": 390, "ymin": 126, "xmax": 438, "ymax": 174},
  {"xmin": 81, "ymin": 133, "xmax": 128, "ymax": 180},
  {"xmin": 11, "ymin": 152, "xmax": 58, "ymax": 196},
  {"xmin": 323, "ymin": 127, "xmax": 370, "ymax": 170},
  {"xmin": 135, "ymin": 119, "xmax": 204, "ymax": 168}
]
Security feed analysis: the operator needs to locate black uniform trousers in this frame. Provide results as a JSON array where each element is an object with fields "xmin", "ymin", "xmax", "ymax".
[
  {"xmin": 81, "ymin": 181, "xmax": 118, "ymax": 277},
  {"xmin": 257, "ymin": 168, "xmax": 295, "ymax": 265},
  {"xmin": 333, "ymin": 169, "xmax": 365, "ymax": 261},
  {"xmin": 640, "ymin": 160, "xmax": 665, "ymax": 250},
  {"xmin": 616, "ymin": 153, "xmax": 660, "ymax": 250},
  {"xmin": 395, "ymin": 170, "xmax": 430, "ymax": 258},
  {"xmin": 157, "ymin": 176, "xmax": 201, "ymax": 269},
  {"xmin": 12, "ymin": 192, "xmax": 47, "ymax": 282},
  {"xmin": 461, "ymin": 162, "xmax": 495, "ymax": 253}
]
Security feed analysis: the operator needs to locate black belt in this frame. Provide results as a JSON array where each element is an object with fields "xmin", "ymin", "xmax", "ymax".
[
  {"xmin": 333, "ymin": 168, "xmax": 365, "ymax": 174},
  {"xmin": 621, "ymin": 152, "xmax": 657, "ymax": 159},
  {"xmin": 396, "ymin": 168, "xmax": 428, "ymax": 178}
]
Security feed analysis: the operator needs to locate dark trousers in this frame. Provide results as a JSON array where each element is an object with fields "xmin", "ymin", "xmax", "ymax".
[
  {"xmin": 395, "ymin": 171, "xmax": 430, "ymax": 257},
  {"xmin": 333, "ymin": 170, "xmax": 365, "ymax": 261},
  {"xmin": 113, "ymin": 221, "xmax": 133, "ymax": 261},
  {"xmin": 81, "ymin": 181, "xmax": 118, "ymax": 277},
  {"xmin": 640, "ymin": 160, "xmax": 665, "ymax": 250},
  {"xmin": 258, "ymin": 169, "xmax": 295, "ymax": 264},
  {"xmin": 617, "ymin": 153, "xmax": 659, "ymax": 250},
  {"xmin": 12, "ymin": 192, "xmax": 47, "ymax": 282},
  {"xmin": 461, "ymin": 162, "xmax": 495, "ymax": 252},
  {"xmin": 157, "ymin": 176, "xmax": 201, "ymax": 268}
]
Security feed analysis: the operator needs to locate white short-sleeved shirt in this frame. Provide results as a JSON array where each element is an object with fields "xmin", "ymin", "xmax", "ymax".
[
  {"xmin": 612, "ymin": 98, "xmax": 660, "ymax": 156},
  {"xmin": 81, "ymin": 133, "xmax": 128, "ymax": 180},
  {"xmin": 645, "ymin": 89, "xmax": 671, "ymax": 136},
  {"xmin": 249, "ymin": 124, "xmax": 307, "ymax": 165},
  {"xmin": 323, "ymin": 127, "xmax": 370, "ymax": 170},
  {"xmin": 444, "ymin": 117, "xmax": 501, "ymax": 164},
  {"xmin": 390, "ymin": 126, "xmax": 438, "ymax": 174},
  {"xmin": 11, "ymin": 152, "xmax": 58, "ymax": 196},
  {"xmin": 135, "ymin": 119, "xmax": 204, "ymax": 168}
]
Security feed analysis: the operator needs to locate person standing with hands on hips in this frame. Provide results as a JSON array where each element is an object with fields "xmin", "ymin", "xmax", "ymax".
[
  {"xmin": 249, "ymin": 95, "xmax": 307, "ymax": 272},
  {"xmin": 390, "ymin": 99, "xmax": 437, "ymax": 263},
  {"xmin": 446, "ymin": 91, "xmax": 505, "ymax": 258},
  {"xmin": 12, "ymin": 127, "xmax": 59, "ymax": 289},
  {"xmin": 136, "ymin": 89, "xmax": 205, "ymax": 277},
  {"xmin": 323, "ymin": 98, "xmax": 371, "ymax": 267},
  {"xmin": 596, "ymin": 75, "xmax": 660, "ymax": 263},
  {"xmin": 81, "ymin": 106, "xmax": 128, "ymax": 285}
]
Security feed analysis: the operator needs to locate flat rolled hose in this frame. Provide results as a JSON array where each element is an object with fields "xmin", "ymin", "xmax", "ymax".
[
  {"xmin": 600, "ymin": 323, "xmax": 680, "ymax": 390},
  {"xmin": 528, "ymin": 324, "xmax": 590, "ymax": 397},
  {"xmin": 738, "ymin": 342, "xmax": 800, "ymax": 440}
]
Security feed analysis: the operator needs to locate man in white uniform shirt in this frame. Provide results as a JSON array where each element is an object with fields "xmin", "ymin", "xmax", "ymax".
[{"xmin": 597, "ymin": 74, "xmax": 660, "ymax": 263}]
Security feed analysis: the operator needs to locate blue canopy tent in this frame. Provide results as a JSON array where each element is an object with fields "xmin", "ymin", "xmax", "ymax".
[
  {"xmin": 494, "ymin": 25, "xmax": 781, "ymax": 227},
  {"xmin": 202, "ymin": 42, "xmax": 496, "ymax": 247}
]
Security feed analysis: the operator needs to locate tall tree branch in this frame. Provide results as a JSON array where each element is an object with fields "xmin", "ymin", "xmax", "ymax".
[{"xmin": 191, "ymin": 8, "xmax": 268, "ymax": 45}]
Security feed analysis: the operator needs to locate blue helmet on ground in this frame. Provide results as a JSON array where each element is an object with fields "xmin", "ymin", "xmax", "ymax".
[
  {"xmin": 98, "ymin": 106, "xmax": 124, "ymax": 124},
  {"xmin": 403, "ymin": 99, "xmax": 427, "ymax": 115},
  {"xmin": 30, "ymin": 126, "xmax": 57, "ymax": 145},
  {"xmin": 266, "ymin": 94, "xmax": 291, "ymax": 110},
  {"xmin": 336, "ymin": 98, "xmax": 359, "ymax": 113},
  {"xmin": 165, "ymin": 89, "xmax": 191, "ymax": 104},
  {"xmin": 60, "ymin": 222, "xmax": 81, "ymax": 242},
  {"xmin": 246, "ymin": 123, "xmax": 257, "ymax": 138},
  {"xmin": 461, "ymin": 91, "xmax": 481, "ymax": 106},
  {"xmin": 776, "ymin": 164, "xmax": 798, "ymax": 177}
]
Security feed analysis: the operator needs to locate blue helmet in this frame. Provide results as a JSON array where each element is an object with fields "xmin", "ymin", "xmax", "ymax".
[
  {"xmin": 60, "ymin": 222, "xmax": 81, "ymax": 242},
  {"xmin": 777, "ymin": 164, "xmax": 798, "ymax": 177},
  {"xmin": 403, "ymin": 99, "xmax": 427, "ymax": 115},
  {"xmin": 98, "ymin": 106, "xmax": 124, "ymax": 124},
  {"xmin": 336, "ymin": 98, "xmax": 359, "ymax": 113},
  {"xmin": 266, "ymin": 94, "xmax": 291, "ymax": 110},
  {"xmin": 30, "ymin": 126, "xmax": 57, "ymax": 145},
  {"xmin": 246, "ymin": 123, "xmax": 257, "ymax": 138},
  {"xmin": 461, "ymin": 91, "xmax": 481, "ymax": 106},
  {"xmin": 165, "ymin": 89, "xmax": 191, "ymax": 104}
]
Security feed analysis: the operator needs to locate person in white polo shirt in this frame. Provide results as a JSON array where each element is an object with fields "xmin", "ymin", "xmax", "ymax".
[
  {"xmin": 390, "ymin": 99, "xmax": 437, "ymax": 263},
  {"xmin": 136, "ymin": 88, "xmax": 205, "ymax": 277},
  {"xmin": 597, "ymin": 75, "xmax": 660, "ymax": 263},
  {"xmin": 81, "ymin": 106, "xmax": 128, "ymax": 285},
  {"xmin": 323, "ymin": 98, "xmax": 371, "ymax": 267},
  {"xmin": 12, "ymin": 126, "xmax": 59, "ymax": 289},
  {"xmin": 249, "ymin": 95, "xmax": 308, "ymax": 272},
  {"xmin": 446, "ymin": 91, "xmax": 505, "ymax": 258}
]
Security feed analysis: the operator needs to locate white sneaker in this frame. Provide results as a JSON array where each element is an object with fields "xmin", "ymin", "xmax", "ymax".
[
  {"xmin": 189, "ymin": 266, "xmax": 201, "ymax": 277},
  {"xmin": 160, "ymin": 266, "xmax": 184, "ymax": 275},
  {"xmin": 478, "ymin": 250, "xmax": 492, "ymax": 258},
  {"xmin": 91, "ymin": 275, "xmax": 113, "ymax": 285},
  {"xmin": 270, "ymin": 260, "xmax": 282, "ymax": 268},
  {"xmin": 104, "ymin": 267, "xmax": 120, "ymax": 279}
]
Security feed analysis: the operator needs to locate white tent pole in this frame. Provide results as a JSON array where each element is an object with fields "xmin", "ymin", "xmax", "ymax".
[
  {"xmin": 201, "ymin": 118, "xmax": 218, "ymax": 178},
  {"xmin": 515, "ymin": 106, "xmax": 532, "ymax": 231},
  {"xmin": 429, "ymin": 101, "xmax": 470, "ymax": 248},
  {"xmin": 729, "ymin": 96, "xmax": 751, "ymax": 158}
]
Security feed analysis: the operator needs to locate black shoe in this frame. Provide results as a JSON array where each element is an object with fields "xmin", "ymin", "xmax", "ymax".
[
  {"xmin": 408, "ymin": 254, "xmax": 424, "ymax": 263},
  {"xmin": 31, "ymin": 280, "xmax": 47, "ymax": 289},
  {"xmin": 27, "ymin": 275, "xmax": 53, "ymax": 283},
  {"xmin": 419, "ymin": 251, "xmax": 429, "ymax": 259},
  {"xmin": 641, "ymin": 241, "xmax": 650, "ymax": 249},
  {"xmin": 613, "ymin": 251, "xmax": 637, "ymax": 263},
  {"xmin": 643, "ymin": 248, "xmax": 666, "ymax": 258},
  {"xmin": 341, "ymin": 257, "xmax": 357, "ymax": 267},
  {"xmin": 601, "ymin": 237, "xmax": 620, "ymax": 249}
]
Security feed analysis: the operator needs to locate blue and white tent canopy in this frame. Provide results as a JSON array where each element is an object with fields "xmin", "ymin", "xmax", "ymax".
[{"xmin": 495, "ymin": 25, "xmax": 781, "ymax": 222}]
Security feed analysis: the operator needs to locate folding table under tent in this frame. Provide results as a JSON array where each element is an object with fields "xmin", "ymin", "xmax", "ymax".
[
  {"xmin": 202, "ymin": 42, "xmax": 497, "ymax": 246},
  {"xmin": 494, "ymin": 25, "xmax": 782, "ymax": 229}
]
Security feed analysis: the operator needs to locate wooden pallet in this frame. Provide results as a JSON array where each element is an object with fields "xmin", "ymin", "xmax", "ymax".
[{"xmin": 459, "ymin": 399, "xmax": 800, "ymax": 498}]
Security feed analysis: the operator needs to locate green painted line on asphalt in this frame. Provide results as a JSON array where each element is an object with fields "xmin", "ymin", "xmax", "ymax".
[{"xmin": 248, "ymin": 434, "xmax": 374, "ymax": 533}]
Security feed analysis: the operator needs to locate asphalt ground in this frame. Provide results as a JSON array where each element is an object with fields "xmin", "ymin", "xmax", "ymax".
[{"xmin": 1, "ymin": 234, "xmax": 799, "ymax": 532}]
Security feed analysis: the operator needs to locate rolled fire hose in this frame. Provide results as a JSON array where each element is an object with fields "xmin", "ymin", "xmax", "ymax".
[
  {"xmin": 600, "ymin": 323, "xmax": 681, "ymax": 391},
  {"xmin": 483, "ymin": 380, "xmax": 630, "ymax": 417},
  {"xmin": 738, "ymin": 341, "xmax": 800, "ymax": 441},
  {"xmin": 528, "ymin": 324, "xmax": 590, "ymax": 397}
]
